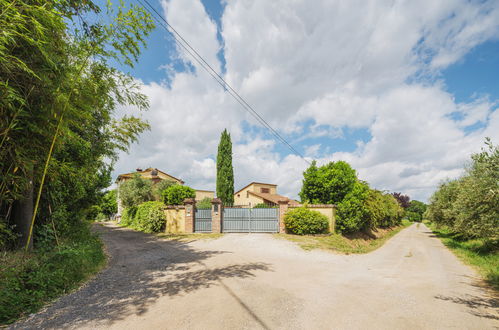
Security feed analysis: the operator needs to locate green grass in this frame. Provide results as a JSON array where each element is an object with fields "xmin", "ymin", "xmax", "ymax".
[
  {"xmin": 157, "ymin": 232, "xmax": 223, "ymax": 241},
  {"xmin": 0, "ymin": 224, "xmax": 106, "ymax": 325},
  {"xmin": 428, "ymin": 223, "xmax": 498, "ymax": 290},
  {"xmin": 274, "ymin": 219, "xmax": 412, "ymax": 254}
]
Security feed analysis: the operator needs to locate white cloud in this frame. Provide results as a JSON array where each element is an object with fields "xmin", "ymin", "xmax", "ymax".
[{"xmin": 114, "ymin": 0, "xmax": 499, "ymax": 202}]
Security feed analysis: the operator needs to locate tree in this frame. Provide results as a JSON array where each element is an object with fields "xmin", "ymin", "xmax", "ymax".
[
  {"xmin": 391, "ymin": 192, "xmax": 411, "ymax": 209},
  {"xmin": 426, "ymin": 139, "xmax": 499, "ymax": 239},
  {"xmin": 162, "ymin": 185, "xmax": 196, "ymax": 205},
  {"xmin": 300, "ymin": 160, "xmax": 357, "ymax": 204},
  {"xmin": 152, "ymin": 180, "xmax": 177, "ymax": 201},
  {"xmin": 100, "ymin": 190, "xmax": 118, "ymax": 218},
  {"xmin": 118, "ymin": 175, "xmax": 153, "ymax": 208},
  {"xmin": 406, "ymin": 200, "xmax": 427, "ymax": 222},
  {"xmin": 216, "ymin": 129, "xmax": 234, "ymax": 205},
  {"xmin": 0, "ymin": 0, "xmax": 154, "ymax": 249}
]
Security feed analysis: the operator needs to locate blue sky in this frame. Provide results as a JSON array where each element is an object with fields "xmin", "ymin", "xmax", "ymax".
[{"xmin": 108, "ymin": 0, "xmax": 499, "ymax": 201}]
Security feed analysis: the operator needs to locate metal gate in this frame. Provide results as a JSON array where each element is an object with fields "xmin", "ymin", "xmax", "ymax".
[
  {"xmin": 223, "ymin": 208, "xmax": 278, "ymax": 233},
  {"xmin": 195, "ymin": 209, "xmax": 212, "ymax": 232}
]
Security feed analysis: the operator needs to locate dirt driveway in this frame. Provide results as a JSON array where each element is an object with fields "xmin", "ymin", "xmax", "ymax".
[{"xmin": 12, "ymin": 223, "xmax": 498, "ymax": 329}]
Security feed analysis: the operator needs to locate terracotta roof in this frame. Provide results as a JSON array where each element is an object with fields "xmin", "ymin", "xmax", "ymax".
[
  {"xmin": 234, "ymin": 182, "xmax": 278, "ymax": 195},
  {"xmin": 116, "ymin": 168, "xmax": 184, "ymax": 184},
  {"xmin": 248, "ymin": 191, "xmax": 300, "ymax": 205}
]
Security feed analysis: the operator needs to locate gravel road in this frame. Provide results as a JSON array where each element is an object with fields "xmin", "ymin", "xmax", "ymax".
[{"xmin": 11, "ymin": 223, "xmax": 498, "ymax": 329}]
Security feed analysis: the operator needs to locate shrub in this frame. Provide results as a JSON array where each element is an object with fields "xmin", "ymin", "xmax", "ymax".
[
  {"xmin": 152, "ymin": 180, "xmax": 177, "ymax": 201},
  {"xmin": 162, "ymin": 185, "xmax": 195, "ymax": 205},
  {"xmin": 406, "ymin": 200, "xmax": 427, "ymax": 222},
  {"xmin": 253, "ymin": 203, "xmax": 276, "ymax": 208},
  {"xmin": 135, "ymin": 201, "xmax": 165, "ymax": 233},
  {"xmin": 196, "ymin": 197, "xmax": 212, "ymax": 209},
  {"xmin": 336, "ymin": 181, "xmax": 370, "ymax": 233},
  {"xmin": 118, "ymin": 174, "xmax": 153, "ymax": 208},
  {"xmin": 121, "ymin": 206, "xmax": 138, "ymax": 227},
  {"xmin": 284, "ymin": 207, "xmax": 329, "ymax": 235}
]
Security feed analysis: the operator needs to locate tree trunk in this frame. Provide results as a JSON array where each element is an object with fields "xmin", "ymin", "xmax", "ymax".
[{"xmin": 12, "ymin": 176, "xmax": 34, "ymax": 249}]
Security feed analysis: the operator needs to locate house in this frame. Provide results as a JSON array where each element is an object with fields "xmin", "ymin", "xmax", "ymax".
[
  {"xmin": 233, "ymin": 182, "xmax": 299, "ymax": 207},
  {"xmin": 116, "ymin": 168, "xmax": 214, "ymax": 217}
]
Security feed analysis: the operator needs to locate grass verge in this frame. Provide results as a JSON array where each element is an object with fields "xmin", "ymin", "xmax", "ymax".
[
  {"xmin": 427, "ymin": 222, "xmax": 498, "ymax": 290},
  {"xmin": 0, "ymin": 223, "xmax": 106, "ymax": 326},
  {"xmin": 274, "ymin": 219, "xmax": 412, "ymax": 254},
  {"xmin": 157, "ymin": 232, "xmax": 223, "ymax": 241}
]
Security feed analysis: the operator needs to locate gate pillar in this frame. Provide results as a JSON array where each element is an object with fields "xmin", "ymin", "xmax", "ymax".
[
  {"xmin": 278, "ymin": 199, "xmax": 290, "ymax": 233},
  {"xmin": 184, "ymin": 198, "xmax": 196, "ymax": 233},
  {"xmin": 211, "ymin": 198, "xmax": 223, "ymax": 233}
]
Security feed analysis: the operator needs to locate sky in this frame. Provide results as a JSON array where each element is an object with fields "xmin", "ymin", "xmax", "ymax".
[{"xmin": 107, "ymin": 0, "xmax": 499, "ymax": 202}]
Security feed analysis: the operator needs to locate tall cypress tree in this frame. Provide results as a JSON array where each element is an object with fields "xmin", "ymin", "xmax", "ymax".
[{"xmin": 216, "ymin": 129, "xmax": 234, "ymax": 205}]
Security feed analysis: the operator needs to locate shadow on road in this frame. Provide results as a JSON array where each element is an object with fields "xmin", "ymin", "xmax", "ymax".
[{"xmin": 12, "ymin": 224, "xmax": 273, "ymax": 329}]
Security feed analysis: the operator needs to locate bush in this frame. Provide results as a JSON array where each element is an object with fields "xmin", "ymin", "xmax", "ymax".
[
  {"xmin": 135, "ymin": 201, "xmax": 165, "ymax": 233},
  {"xmin": 162, "ymin": 185, "xmax": 195, "ymax": 205},
  {"xmin": 336, "ymin": 181, "xmax": 370, "ymax": 233},
  {"xmin": 152, "ymin": 180, "xmax": 177, "ymax": 201},
  {"xmin": 253, "ymin": 203, "xmax": 277, "ymax": 208},
  {"xmin": 426, "ymin": 139, "xmax": 499, "ymax": 239},
  {"xmin": 118, "ymin": 174, "xmax": 153, "ymax": 208},
  {"xmin": 406, "ymin": 200, "xmax": 427, "ymax": 222},
  {"xmin": 121, "ymin": 206, "xmax": 138, "ymax": 227},
  {"xmin": 196, "ymin": 197, "xmax": 212, "ymax": 209},
  {"xmin": 284, "ymin": 207, "xmax": 329, "ymax": 235}
]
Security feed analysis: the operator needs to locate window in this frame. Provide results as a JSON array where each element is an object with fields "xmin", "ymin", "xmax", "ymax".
[{"xmin": 261, "ymin": 188, "xmax": 270, "ymax": 193}]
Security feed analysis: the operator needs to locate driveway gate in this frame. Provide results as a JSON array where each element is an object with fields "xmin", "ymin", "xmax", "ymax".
[
  {"xmin": 223, "ymin": 208, "xmax": 278, "ymax": 233},
  {"xmin": 195, "ymin": 209, "xmax": 212, "ymax": 232}
]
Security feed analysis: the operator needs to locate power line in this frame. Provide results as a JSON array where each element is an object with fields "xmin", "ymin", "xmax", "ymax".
[{"xmin": 137, "ymin": 0, "xmax": 310, "ymax": 164}]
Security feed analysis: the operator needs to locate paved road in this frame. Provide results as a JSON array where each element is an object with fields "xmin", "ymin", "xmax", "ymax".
[{"xmin": 12, "ymin": 223, "xmax": 498, "ymax": 329}]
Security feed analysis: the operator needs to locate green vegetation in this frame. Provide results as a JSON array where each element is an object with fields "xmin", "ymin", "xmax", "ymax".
[
  {"xmin": 253, "ymin": 203, "xmax": 277, "ymax": 208},
  {"xmin": 300, "ymin": 160, "xmax": 403, "ymax": 233},
  {"xmin": 152, "ymin": 180, "xmax": 177, "ymax": 201},
  {"xmin": 428, "ymin": 223, "xmax": 498, "ymax": 290},
  {"xmin": 134, "ymin": 202, "xmax": 166, "ymax": 233},
  {"xmin": 0, "ymin": 223, "xmax": 106, "ymax": 325},
  {"xmin": 119, "ymin": 174, "xmax": 154, "ymax": 208},
  {"xmin": 162, "ymin": 185, "xmax": 196, "ymax": 205},
  {"xmin": 0, "ymin": 0, "xmax": 153, "ymax": 323},
  {"xmin": 406, "ymin": 200, "xmax": 427, "ymax": 222},
  {"xmin": 196, "ymin": 197, "xmax": 213, "ymax": 209},
  {"xmin": 216, "ymin": 129, "xmax": 234, "ymax": 205},
  {"xmin": 277, "ymin": 220, "xmax": 412, "ymax": 254},
  {"xmin": 425, "ymin": 139, "xmax": 498, "ymax": 239},
  {"xmin": 284, "ymin": 207, "xmax": 329, "ymax": 235}
]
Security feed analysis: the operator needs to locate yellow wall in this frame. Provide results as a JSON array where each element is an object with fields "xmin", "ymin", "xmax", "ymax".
[
  {"xmin": 288, "ymin": 205, "xmax": 336, "ymax": 232},
  {"xmin": 234, "ymin": 187, "xmax": 265, "ymax": 206},
  {"xmin": 234, "ymin": 183, "xmax": 277, "ymax": 206},
  {"xmin": 195, "ymin": 190, "xmax": 214, "ymax": 201},
  {"xmin": 164, "ymin": 208, "xmax": 186, "ymax": 233}
]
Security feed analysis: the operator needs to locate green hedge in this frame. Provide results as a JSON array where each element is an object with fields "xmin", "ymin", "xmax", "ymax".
[
  {"xmin": 284, "ymin": 207, "xmax": 329, "ymax": 235},
  {"xmin": 135, "ymin": 201, "xmax": 166, "ymax": 233},
  {"xmin": 162, "ymin": 185, "xmax": 195, "ymax": 205}
]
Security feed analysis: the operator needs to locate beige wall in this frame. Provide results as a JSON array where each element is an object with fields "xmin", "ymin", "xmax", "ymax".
[
  {"xmin": 234, "ymin": 187, "xmax": 265, "ymax": 206},
  {"xmin": 288, "ymin": 205, "xmax": 336, "ymax": 233},
  {"xmin": 164, "ymin": 208, "xmax": 186, "ymax": 233},
  {"xmin": 195, "ymin": 190, "xmax": 214, "ymax": 201},
  {"xmin": 250, "ymin": 183, "xmax": 277, "ymax": 194},
  {"xmin": 234, "ymin": 183, "xmax": 277, "ymax": 206}
]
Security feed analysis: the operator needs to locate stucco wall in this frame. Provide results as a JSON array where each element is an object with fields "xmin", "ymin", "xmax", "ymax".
[
  {"xmin": 164, "ymin": 207, "xmax": 186, "ymax": 233},
  {"xmin": 234, "ymin": 187, "xmax": 265, "ymax": 206},
  {"xmin": 195, "ymin": 190, "xmax": 215, "ymax": 201}
]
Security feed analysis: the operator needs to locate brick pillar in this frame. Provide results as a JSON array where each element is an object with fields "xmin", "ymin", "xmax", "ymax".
[
  {"xmin": 211, "ymin": 198, "xmax": 223, "ymax": 233},
  {"xmin": 184, "ymin": 198, "xmax": 196, "ymax": 233},
  {"xmin": 278, "ymin": 199, "xmax": 290, "ymax": 233}
]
